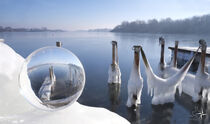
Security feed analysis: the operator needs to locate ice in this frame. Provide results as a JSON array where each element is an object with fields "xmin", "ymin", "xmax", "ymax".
[
  {"xmin": 168, "ymin": 48, "xmax": 210, "ymax": 102},
  {"xmin": 108, "ymin": 41, "xmax": 121, "ymax": 84},
  {"xmin": 126, "ymin": 46, "xmax": 143, "ymax": 107},
  {"xmin": 0, "ymin": 42, "xmax": 130, "ymax": 124},
  {"xmin": 141, "ymin": 47, "xmax": 195, "ymax": 105},
  {"xmin": 126, "ymin": 62, "xmax": 143, "ymax": 107},
  {"xmin": 108, "ymin": 64, "xmax": 121, "ymax": 84}
]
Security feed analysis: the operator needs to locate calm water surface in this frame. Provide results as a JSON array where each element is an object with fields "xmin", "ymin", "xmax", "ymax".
[{"xmin": 1, "ymin": 32, "xmax": 210, "ymax": 124}]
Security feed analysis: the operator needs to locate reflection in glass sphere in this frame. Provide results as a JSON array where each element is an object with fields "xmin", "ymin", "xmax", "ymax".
[{"xmin": 19, "ymin": 46, "xmax": 85, "ymax": 110}]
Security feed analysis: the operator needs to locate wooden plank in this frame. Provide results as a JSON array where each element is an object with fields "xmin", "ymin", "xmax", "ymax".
[{"xmin": 168, "ymin": 47, "xmax": 210, "ymax": 57}]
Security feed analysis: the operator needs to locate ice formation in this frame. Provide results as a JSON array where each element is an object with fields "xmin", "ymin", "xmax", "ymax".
[
  {"xmin": 108, "ymin": 41, "xmax": 121, "ymax": 84},
  {"xmin": 158, "ymin": 37, "xmax": 178, "ymax": 78},
  {"xmin": 165, "ymin": 40, "xmax": 210, "ymax": 102},
  {"xmin": 127, "ymin": 46, "xmax": 143, "ymax": 108},
  {"xmin": 141, "ymin": 46, "xmax": 197, "ymax": 105},
  {"xmin": 195, "ymin": 40, "xmax": 210, "ymax": 102},
  {"xmin": 38, "ymin": 66, "xmax": 56, "ymax": 102},
  {"xmin": 0, "ymin": 42, "xmax": 130, "ymax": 124}
]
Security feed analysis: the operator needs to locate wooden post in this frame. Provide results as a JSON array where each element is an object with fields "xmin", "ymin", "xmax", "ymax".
[
  {"xmin": 56, "ymin": 41, "xmax": 62, "ymax": 47},
  {"xmin": 159, "ymin": 37, "xmax": 165, "ymax": 66},
  {"xmin": 49, "ymin": 66, "xmax": 53, "ymax": 81},
  {"xmin": 199, "ymin": 39, "xmax": 207, "ymax": 74},
  {"xmin": 173, "ymin": 41, "xmax": 179, "ymax": 67},
  {"xmin": 133, "ymin": 46, "xmax": 141, "ymax": 73},
  {"xmin": 0, "ymin": 39, "xmax": 4, "ymax": 42},
  {"xmin": 112, "ymin": 41, "xmax": 117, "ymax": 65}
]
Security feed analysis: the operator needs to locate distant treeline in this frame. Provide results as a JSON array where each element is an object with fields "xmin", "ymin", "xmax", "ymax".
[
  {"xmin": 111, "ymin": 14, "xmax": 210, "ymax": 34},
  {"xmin": 0, "ymin": 26, "xmax": 64, "ymax": 32},
  {"xmin": 88, "ymin": 28, "xmax": 111, "ymax": 32}
]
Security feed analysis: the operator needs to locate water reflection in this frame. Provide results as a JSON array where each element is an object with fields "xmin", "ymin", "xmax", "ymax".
[
  {"xmin": 19, "ymin": 46, "xmax": 85, "ymax": 110},
  {"xmin": 108, "ymin": 83, "xmax": 121, "ymax": 111},
  {"xmin": 147, "ymin": 103, "xmax": 174, "ymax": 124},
  {"xmin": 28, "ymin": 63, "xmax": 84, "ymax": 107},
  {"xmin": 127, "ymin": 107, "xmax": 141, "ymax": 124},
  {"xmin": 188, "ymin": 99, "xmax": 210, "ymax": 124}
]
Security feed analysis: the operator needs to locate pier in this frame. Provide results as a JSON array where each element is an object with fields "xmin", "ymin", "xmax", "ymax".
[{"xmin": 169, "ymin": 46, "xmax": 210, "ymax": 72}]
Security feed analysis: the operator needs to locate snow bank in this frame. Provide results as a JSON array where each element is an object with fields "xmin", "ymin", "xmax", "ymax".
[
  {"xmin": 0, "ymin": 102, "xmax": 130, "ymax": 124},
  {"xmin": 0, "ymin": 42, "xmax": 130, "ymax": 124}
]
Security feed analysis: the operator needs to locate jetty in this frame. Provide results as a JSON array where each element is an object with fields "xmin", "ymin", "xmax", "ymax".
[{"xmin": 168, "ymin": 46, "xmax": 210, "ymax": 72}]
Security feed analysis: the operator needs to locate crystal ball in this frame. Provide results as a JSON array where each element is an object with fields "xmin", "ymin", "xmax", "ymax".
[{"xmin": 19, "ymin": 46, "xmax": 85, "ymax": 110}]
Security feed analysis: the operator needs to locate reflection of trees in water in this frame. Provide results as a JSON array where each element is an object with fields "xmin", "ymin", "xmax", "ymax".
[
  {"xmin": 28, "ymin": 63, "xmax": 84, "ymax": 101},
  {"xmin": 147, "ymin": 103, "xmax": 174, "ymax": 124},
  {"xmin": 108, "ymin": 83, "xmax": 121, "ymax": 111}
]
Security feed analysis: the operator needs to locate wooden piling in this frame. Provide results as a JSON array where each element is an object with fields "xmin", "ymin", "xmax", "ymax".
[
  {"xmin": 173, "ymin": 41, "xmax": 179, "ymax": 67},
  {"xmin": 199, "ymin": 39, "xmax": 207, "ymax": 74},
  {"xmin": 133, "ymin": 46, "xmax": 141, "ymax": 73},
  {"xmin": 159, "ymin": 37, "xmax": 165, "ymax": 66},
  {"xmin": 112, "ymin": 41, "xmax": 117, "ymax": 65},
  {"xmin": 0, "ymin": 39, "xmax": 4, "ymax": 42},
  {"xmin": 56, "ymin": 41, "xmax": 62, "ymax": 47}
]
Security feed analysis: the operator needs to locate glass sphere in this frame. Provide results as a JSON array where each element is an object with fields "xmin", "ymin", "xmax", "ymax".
[{"xmin": 19, "ymin": 46, "xmax": 85, "ymax": 110}]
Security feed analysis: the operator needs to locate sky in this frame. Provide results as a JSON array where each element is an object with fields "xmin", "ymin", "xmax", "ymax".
[{"xmin": 0, "ymin": 0, "xmax": 210, "ymax": 31}]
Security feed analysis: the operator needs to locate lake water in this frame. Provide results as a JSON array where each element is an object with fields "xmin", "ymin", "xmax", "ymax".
[{"xmin": 1, "ymin": 32, "xmax": 210, "ymax": 124}]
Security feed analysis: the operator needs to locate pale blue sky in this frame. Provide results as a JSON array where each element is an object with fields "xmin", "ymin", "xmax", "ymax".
[{"xmin": 0, "ymin": 0, "xmax": 210, "ymax": 30}]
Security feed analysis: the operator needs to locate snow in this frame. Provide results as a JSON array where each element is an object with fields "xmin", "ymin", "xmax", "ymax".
[
  {"xmin": 108, "ymin": 64, "xmax": 121, "ymax": 84},
  {"xmin": 167, "ymin": 48, "xmax": 210, "ymax": 102},
  {"xmin": 141, "ymin": 48, "xmax": 195, "ymax": 105},
  {"xmin": 157, "ymin": 46, "xmax": 202, "ymax": 102},
  {"xmin": 159, "ymin": 58, "xmax": 201, "ymax": 102},
  {"xmin": 126, "ymin": 56, "xmax": 143, "ymax": 107},
  {"xmin": 0, "ymin": 42, "xmax": 130, "ymax": 124}
]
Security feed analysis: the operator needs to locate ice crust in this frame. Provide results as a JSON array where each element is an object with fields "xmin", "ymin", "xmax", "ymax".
[
  {"xmin": 162, "ymin": 59, "xmax": 210, "ymax": 102},
  {"xmin": 0, "ymin": 42, "xmax": 130, "ymax": 124},
  {"xmin": 108, "ymin": 64, "xmax": 121, "ymax": 84},
  {"xmin": 142, "ymin": 48, "xmax": 194, "ymax": 105},
  {"xmin": 126, "ymin": 61, "xmax": 143, "ymax": 107}
]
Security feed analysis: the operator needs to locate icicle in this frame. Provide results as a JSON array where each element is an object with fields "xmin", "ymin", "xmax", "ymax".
[
  {"xmin": 108, "ymin": 41, "xmax": 121, "ymax": 84},
  {"xmin": 141, "ymin": 46, "xmax": 198, "ymax": 105},
  {"xmin": 126, "ymin": 46, "xmax": 143, "ymax": 108}
]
